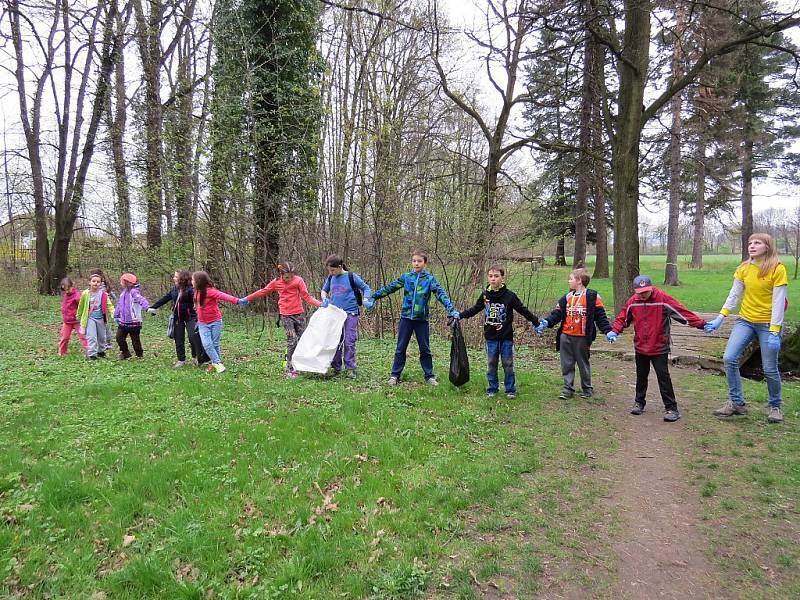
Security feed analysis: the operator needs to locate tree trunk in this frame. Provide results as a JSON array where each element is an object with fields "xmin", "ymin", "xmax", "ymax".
[
  {"xmin": 689, "ymin": 128, "xmax": 706, "ymax": 268},
  {"xmin": 664, "ymin": 0, "xmax": 685, "ymax": 285},
  {"xmin": 108, "ymin": 5, "xmax": 131, "ymax": 247},
  {"xmin": 741, "ymin": 135, "xmax": 754, "ymax": 259},
  {"xmin": 133, "ymin": 0, "xmax": 163, "ymax": 248},
  {"xmin": 46, "ymin": 1, "xmax": 118, "ymax": 292},
  {"xmin": 173, "ymin": 48, "xmax": 194, "ymax": 238},
  {"xmin": 9, "ymin": 0, "xmax": 52, "ymax": 292},
  {"xmin": 555, "ymin": 236, "xmax": 567, "ymax": 266},
  {"xmin": 590, "ymin": 21, "xmax": 608, "ymax": 279},
  {"xmin": 574, "ymin": 0, "xmax": 600, "ymax": 268},
  {"xmin": 611, "ymin": 0, "xmax": 651, "ymax": 312}
]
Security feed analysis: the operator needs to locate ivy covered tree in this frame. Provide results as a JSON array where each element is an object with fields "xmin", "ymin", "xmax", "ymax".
[{"xmin": 208, "ymin": 0, "xmax": 322, "ymax": 286}]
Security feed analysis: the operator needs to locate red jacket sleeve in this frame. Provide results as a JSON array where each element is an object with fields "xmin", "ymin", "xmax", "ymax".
[
  {"xmin": 663, "ymin": 294, "xmax": 707, "ymax": 329},
  {"xmin": 611, "ymin": 295, "xmax": 635, "ymax": 334}
]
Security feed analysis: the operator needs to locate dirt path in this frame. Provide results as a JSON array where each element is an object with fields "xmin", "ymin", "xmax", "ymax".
[{"xmin": 598, "ymin": 359, "xmax": 725, "ymax": 599}]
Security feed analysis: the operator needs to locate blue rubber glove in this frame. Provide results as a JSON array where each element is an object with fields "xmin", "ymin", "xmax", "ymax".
[
  {"xmin": 320, "ymin": 298, "xmax": 330, "ymax": 308},
  {"xmin": 767, "ymin": 333, "xmax": 782, "ymax": 352},
  {"xmin": 704, "ymin": 315, "xmax": 724, "ymax": 333},
  {"xmin": 451, "ymin": 311, "xmax": 460, "ymax": 320},
  {"xmin": 606, "ymin": 331, "xmax": 618, "ymax": 343},
  {"xmin": 363, "ymin": 297, "xmax": 375, "ymax": 310},
  {"xmin": 237, "ymin": 298, "xmax": 250, "ymax": 306},
  {"xmin": 535, "ymin": 319, "xmax": 548, "ymax": 334}
]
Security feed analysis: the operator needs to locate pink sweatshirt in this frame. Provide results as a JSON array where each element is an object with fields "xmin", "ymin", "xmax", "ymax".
[
  {"xmin": 61, "ymin": 288, "xmax": 81, "ymax": 324},
  {"xmin": 194, "ymin": 287, "xmax": 239, "ymax": 324},
  {"xmin": 245, "ymin": 275, "xmax": 321, "ymax": 316}
]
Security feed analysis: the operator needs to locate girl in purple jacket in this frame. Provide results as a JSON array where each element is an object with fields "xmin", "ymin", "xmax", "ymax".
[{"xmin": 114, "ymin": 272, "xmax": 150, "ymax": 359}]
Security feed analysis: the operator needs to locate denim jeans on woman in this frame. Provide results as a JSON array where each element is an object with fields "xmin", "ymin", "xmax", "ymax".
[
  {"xmin": 723, "ymin": 318, "xmax": 781, "ymax": 408},
  {"xmin": 198, "ymin": 319, "xmax": 223, "ymax": 364}
]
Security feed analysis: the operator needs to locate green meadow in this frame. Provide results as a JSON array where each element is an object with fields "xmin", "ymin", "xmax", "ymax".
[
  {"xmin": 1, "ymin": 256, "xmax": 798, "ymax": 598},
  {"xmin": 502, "ymin": 254, "xmax": 799, "ymax": 321}
]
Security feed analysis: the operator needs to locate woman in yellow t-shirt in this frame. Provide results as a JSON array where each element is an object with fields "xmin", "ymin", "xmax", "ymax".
[{"xmin": 704, "ymin": 233, "xmax": 788, "ymax": 423}]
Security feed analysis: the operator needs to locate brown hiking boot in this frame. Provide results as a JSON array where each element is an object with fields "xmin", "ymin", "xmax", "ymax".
[{"xmin": 713, "ymin": 400, "xmax": 747, "ymax": 417}]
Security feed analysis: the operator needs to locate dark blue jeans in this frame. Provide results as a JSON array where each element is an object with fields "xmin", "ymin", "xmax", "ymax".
[
  {"xmin": 486, "ymin": 339, "xmax": 515, "ymax": 394},
  {"xmin": 391, "ymin": 318, "xmax": 434, "ymax": 380}
]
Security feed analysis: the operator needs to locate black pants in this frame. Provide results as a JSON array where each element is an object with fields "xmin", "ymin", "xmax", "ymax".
[
  {"xmin": 635, "ymin": 352, "xmax": 677, "ymax": 411},
  {"xmin": 174, "ymin": 319, "xmax": 201, "ymax": 362},
  {"xmin": 117, "ymin": 324, "xmax": 143, "ymax": 358}
]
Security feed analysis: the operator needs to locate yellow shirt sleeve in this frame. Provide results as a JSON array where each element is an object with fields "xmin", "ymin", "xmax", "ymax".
[{"xmin": 773, "ymin": 263, "xmax": 788, "ymax": 288}]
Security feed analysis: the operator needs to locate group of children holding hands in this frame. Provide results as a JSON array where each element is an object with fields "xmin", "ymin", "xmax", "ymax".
[{"xmin": 59, "ymin": 234, "xmax": 789, "ymax": 423}]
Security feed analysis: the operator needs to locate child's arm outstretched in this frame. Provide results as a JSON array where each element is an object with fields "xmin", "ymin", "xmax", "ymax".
[
  {"xmin": 458, "ymin": 293, "xmax": 485, "ymax": 320},
  {"xmin": 150, "ymin": 288, "xmax": 174, "ymax": 311},
  {"xmin": 132, "ymin": 288, "xmax": 150, "ymax": 311},
  {"xmin": 430, "ymin": 277, "xmax": 459, "ymax": 317},
  {"xmin": 593, "ymin": 295, "xmax": 613, "ymax": 335},
  {"xmin": 510, "ymin": 294, "xmax": 540, "ymax": 327},
  {"xmin": 664, "ymin": 295, "xmax": 707, "ymax": 330},
  {"xmin": 353, "ymin": 273, "xmax": 372, "ymax": 303},
  {"xmin": 536, "ymin": 295, "xmax": 566, "ymax": 334},
  {"xmin": 608, "ymin": 296, "xmax": 636, "ymax": 342},
  {"xmin": 208, "ymin": 288, "xmax": 241, "ymax": 304},
  {"xmin": 299, "ymin": 278, "xmax": 321, "ymax": 308},
  {"xmin": 371, "ymin": 275, "xmax": 405, "ymax": 302},
  {"xmin": 244, "ymin": 279, "xmax": 277, "ymax": 303}
]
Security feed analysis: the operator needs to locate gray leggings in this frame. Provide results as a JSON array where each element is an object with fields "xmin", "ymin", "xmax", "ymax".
[{"xmin": 281, "ymin": 314, "xmax": 306, "ymax": 371}]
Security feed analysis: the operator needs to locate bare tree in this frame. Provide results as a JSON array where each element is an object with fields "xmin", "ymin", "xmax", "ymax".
[{"xmin": 5, "ymin": 0, "xmax": 120, "ymax": 293}]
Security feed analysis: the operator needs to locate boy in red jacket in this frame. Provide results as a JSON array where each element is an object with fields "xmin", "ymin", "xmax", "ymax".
[{"xmin": 607, "ymin": 275, "xmax": 707, "ymax": 422}]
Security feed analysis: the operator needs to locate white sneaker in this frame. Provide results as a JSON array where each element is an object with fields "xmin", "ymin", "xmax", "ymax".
[
  {"xmin": 213, "ymin": 363, "xmax": 226, "ymax": 373},
  {"xmin": 173, "ymin": 360, "xmax": 186, "ymax": 368}
]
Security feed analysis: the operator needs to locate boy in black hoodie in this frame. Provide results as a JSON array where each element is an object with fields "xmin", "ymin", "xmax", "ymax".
[
  {"xmin": 457, "ymin": 265, "xmax": 540, "ymax": 399},
  {"xmin": 535, "ymin": 268, "xmax": 612, "ymax": 399}
]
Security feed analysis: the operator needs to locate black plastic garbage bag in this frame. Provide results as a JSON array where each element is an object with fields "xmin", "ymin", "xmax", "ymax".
[{"xmin": 449, "ymin": 319, "xmax": 470, "ymax": 387}]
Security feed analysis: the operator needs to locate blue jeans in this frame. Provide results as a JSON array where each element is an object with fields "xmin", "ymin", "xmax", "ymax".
[
  {"xmin": 723, "ymin": 318, "xmax": 781, "ymax": 408},
  {"xmin": 198, "ymin": 319, "xmax": 223, "ymax": 365},
  {"xmin": 391, "ymin": 318, "xmax": 433, "ymax": 380},
  {"xmin": 486, "ymin": 339, "xmax": 515, "ymax": 394}
]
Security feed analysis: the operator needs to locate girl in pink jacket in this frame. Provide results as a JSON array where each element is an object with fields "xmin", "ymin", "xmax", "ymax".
[
  {"xmin": 242, "ymin": 261, "xmax": 321, "ymax": 378},
  {"xmin": 192, "ymin": 271, "xmax": 242, "ymax": 373},
  {"xmin": 58, "ymin": 277, "xmax": 89, "ymax": 356}
]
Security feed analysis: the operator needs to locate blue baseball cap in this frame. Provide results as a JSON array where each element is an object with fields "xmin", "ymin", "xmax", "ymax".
[{"xmin": 632, "ymin": 275, "xmax": 653, "ymax": 294}]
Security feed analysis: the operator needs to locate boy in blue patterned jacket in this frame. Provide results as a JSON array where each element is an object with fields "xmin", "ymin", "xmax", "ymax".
[{"xmin": 367, "ymin": 250, "xmax": 459, "ymax": 386}]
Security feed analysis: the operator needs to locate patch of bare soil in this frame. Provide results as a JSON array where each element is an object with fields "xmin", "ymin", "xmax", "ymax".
[{"xmin": 600, "ymin": 359, "xmax": 726, "ymax": 600}]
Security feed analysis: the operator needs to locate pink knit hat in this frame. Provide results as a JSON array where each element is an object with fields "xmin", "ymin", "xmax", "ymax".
[{"xmin": 120, "ymin": 273, "xmax": 138, "ymax": 285}]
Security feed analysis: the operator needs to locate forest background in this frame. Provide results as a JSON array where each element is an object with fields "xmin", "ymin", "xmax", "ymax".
[{"xmin": 2, "ymin": 0, "xmax": 800, "ymax": 318}]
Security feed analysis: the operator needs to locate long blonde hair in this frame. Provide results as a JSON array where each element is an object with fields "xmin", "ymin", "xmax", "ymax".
[{"xmin": 738, "ymin": 233, "xmax": 780, "ymax": 278}]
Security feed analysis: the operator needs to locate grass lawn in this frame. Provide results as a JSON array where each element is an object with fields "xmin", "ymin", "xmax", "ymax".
[
  {"xmin": 679, "ymin": 370, "xmax": 800, "ymax": 599},
  {"xmin": 501, "ymin": 254, "xmax": 800, "ymax": 323},
  {"xmin": 2, "ymin": 259, "xmax": 799, "ymax": 598},
  {"xmin": 0, "ymin": 290, "xmax": 617, "ymax": 599}
]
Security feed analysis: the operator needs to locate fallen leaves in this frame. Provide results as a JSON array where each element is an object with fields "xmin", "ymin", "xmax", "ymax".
[
  {"xmin": 173, "ymin": 559, "xmax": 200, "ymax": 582},
  {"xmin": 309, "ymin": 481, "xmax": 340, "ymax": 525}
]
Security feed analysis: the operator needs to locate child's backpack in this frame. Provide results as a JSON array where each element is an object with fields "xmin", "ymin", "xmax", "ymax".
[{"xmin": 324, "ymin": 272, "xmax": 363, "ymax": 307}]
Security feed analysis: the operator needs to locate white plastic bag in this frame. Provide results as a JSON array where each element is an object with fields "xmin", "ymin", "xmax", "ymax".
[{"xmin": 291, "ymin": 305, "xmax": 348, "ymax": 373}]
